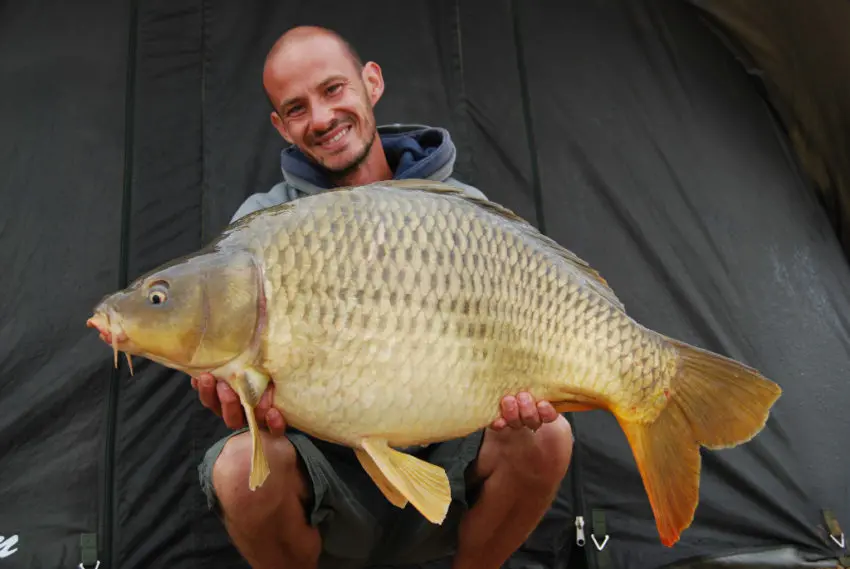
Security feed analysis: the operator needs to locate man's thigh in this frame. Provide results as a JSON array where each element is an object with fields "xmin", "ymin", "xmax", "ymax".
[{"xmin": 198, "ymin": 429, "xmax": 486, "ymax": 569}]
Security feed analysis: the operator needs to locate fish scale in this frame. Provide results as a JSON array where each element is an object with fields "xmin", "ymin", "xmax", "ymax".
[
  {"xmin": 88, "ymin": 179, "xmax": 781, "ymax": 546},
  {"xmin": 269, "ymin": 187, "xmax": 580, "ymax": 444}
]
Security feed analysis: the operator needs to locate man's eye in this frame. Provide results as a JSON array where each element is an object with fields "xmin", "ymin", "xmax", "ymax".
[{"xmin": 328, "ymin": 84, "xmax": 342, "ymax": 94}]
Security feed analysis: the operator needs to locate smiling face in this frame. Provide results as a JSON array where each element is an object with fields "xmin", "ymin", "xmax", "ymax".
[{"xmin": 264, "ymin": 29, "xmax": 386, "ymax": 177}]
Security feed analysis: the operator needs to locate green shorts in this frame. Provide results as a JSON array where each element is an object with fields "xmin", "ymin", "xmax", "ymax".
[{"xmin": 198, "ymin": 428, "xmax": 486, "ymax": 569}]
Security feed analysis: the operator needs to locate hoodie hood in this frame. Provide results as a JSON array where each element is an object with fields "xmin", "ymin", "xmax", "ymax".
[{"xmin": 278, "ymin": 124, "xmax": 458, "ymax": 193}]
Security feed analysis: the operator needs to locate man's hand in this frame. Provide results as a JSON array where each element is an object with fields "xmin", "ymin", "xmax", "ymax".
[
  {"xmin": 190, "ymin": 372, "xmax": 287, "ymax": 437},
  {"xmin": 490, "ymin": 392, "xmax": 559, "ymax": 432}
]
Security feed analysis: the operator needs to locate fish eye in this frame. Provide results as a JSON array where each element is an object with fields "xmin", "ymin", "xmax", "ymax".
[
  {"xmin": 147, "ymin": 280, "xmax": 169, "ymax": 305},
  {"xmin": 149, "ymin": 290, "xmax": 167, "ymax": 305}
]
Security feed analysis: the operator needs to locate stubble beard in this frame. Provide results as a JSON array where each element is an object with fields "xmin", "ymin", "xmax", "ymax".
[{"xmin": 323, "ymin": 121, "xmax": 377, "ymax": 180}]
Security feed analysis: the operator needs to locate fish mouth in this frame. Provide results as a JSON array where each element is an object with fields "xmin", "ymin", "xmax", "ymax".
[{"xmin": 87, "ymin": 309, "xmax": 135, "ymax": 375}]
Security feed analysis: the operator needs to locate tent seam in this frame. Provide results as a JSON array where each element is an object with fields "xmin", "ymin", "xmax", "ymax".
[{"xmin": 101, "ymin": 0, "xmax": 140, "ymax": 566}]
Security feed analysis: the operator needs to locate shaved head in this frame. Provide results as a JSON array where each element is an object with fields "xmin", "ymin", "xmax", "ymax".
[
  {"xmin": 263, "ymin": 26, "xmax": 363, "ymax": 106},
  {"xmin": 266, "ymin": 25, "xmax": 362, "ymax": 64}
]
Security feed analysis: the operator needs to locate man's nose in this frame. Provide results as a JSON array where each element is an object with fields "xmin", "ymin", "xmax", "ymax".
[{"xmin": 310, "ymin": 104, "xmax": 335, "ymax": 130}]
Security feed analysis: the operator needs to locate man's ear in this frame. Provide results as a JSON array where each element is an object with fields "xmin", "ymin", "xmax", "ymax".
[
  {"xmin": 270, "ymin": 111, "xmax": 293, "ymax": 144},
  {"xmin": 361, "ymin": 62, "xmax": 384, "ymax": 106}
]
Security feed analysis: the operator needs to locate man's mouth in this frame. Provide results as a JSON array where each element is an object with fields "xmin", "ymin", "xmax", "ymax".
[{"xmin": 317, "ymin": 125, "xmax": 352, "ymax": 149}]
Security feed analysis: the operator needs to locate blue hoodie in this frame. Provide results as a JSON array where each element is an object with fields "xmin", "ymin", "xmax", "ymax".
[{"xmin": 231, "ymin": 123, "xmax": 486, "ymax": 222}]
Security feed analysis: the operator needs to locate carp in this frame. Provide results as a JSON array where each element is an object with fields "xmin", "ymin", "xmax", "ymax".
[{"xmin": 86, "ymin": 179, "xmax": 781, "ymax": 547}]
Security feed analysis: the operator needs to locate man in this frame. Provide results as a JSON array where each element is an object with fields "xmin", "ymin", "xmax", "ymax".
[{"xmin": 192, "ymin": 25, "xmax": 574, "ymax": 569}]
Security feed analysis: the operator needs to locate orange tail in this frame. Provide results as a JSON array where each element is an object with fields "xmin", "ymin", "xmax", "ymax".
[{"xmin": 618, "ymin": 337, "xmax": 782, "ymax": 547}]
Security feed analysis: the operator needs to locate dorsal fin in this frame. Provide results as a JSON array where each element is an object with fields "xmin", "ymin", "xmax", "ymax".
[{"xmin": 356, "ymin": 179, "xmax": 627, "ymax": 313}]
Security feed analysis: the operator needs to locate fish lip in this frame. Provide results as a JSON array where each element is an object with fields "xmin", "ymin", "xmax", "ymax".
[
  {"xmin": 87, "ymin": 310, "xmax": 129, "ymax": 346},
  {"xmin": 88, "ymin": 306, "xmax": 138, "ymax": 373}
]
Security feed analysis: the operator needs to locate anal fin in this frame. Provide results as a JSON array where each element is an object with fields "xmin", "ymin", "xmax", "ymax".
[
  {"xmin": 359, "ymin": 438, "xmax": 452, "ymax": 524},
  {"xmin": 354, "ymin": 448, "xmax": 408, "ymax": 508},
  {"xmin": 548, "ymin": 388, "xmax": 605, "ymax": 414},
  {"xmin": 551, "ymin": 402, "xmax": 596, "ymax": 413}
]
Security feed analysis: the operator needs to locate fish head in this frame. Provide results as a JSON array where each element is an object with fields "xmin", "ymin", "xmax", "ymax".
[{"xmin": 87, "ymin": 249, "xmax": 262, "ymax": 374}]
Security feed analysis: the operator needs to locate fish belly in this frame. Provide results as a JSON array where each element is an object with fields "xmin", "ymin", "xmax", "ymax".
[{"xmin": 267, "ymin": 336, "xmax": 510, "ymax": 448}]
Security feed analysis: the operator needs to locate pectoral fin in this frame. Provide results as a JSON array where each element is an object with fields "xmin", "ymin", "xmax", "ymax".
[
  {"xmin": 359, "ymin": 438, "xmax": 452, "ymax": 524},
  {"xmin": 229, "ymin": 367, "xmax": 271, "ymax": 491}
]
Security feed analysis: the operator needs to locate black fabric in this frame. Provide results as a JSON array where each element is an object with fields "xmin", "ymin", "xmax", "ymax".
[
  {"xmin": 110, "ymin": 2, "xmax": 246, "ymax": 568},
  {"xmin": 1, "ymin": 1, "xmax": 849, "ymax": 569},
  {"xmin": 689, "ymin": 0, "xmax": 850, "ymax": 264},
  {"xmin": 0, "ymin": 0, "xmax": 129, "ymax": 567}
]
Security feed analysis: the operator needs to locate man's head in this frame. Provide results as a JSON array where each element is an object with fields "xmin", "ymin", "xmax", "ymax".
[{"xmin": 263, "ymin": 26, "xmax": 385, "ymax": 177}]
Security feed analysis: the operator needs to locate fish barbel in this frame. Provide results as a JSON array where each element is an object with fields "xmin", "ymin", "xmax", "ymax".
[{"xmin": 86, "ymin": 179, "xmax": 781, "ymax": 546}]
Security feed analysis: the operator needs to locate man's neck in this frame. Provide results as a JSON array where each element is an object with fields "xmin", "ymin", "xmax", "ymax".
[{"xmin": 329, "ymin": 139, "xmax": 393, "ymax": 187}]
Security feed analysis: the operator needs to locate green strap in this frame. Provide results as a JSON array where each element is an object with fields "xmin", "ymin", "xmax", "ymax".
[
  {"xmin": 80, "ymin": 533, "xmax": 98, "ymax": 568},
  {"xmin": 592, "ymin": 509, "xmax": 613, "ymax": 569}
]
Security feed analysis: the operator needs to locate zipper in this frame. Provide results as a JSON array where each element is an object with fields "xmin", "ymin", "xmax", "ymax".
[
  {"xmin": 576, "ymin": 515, "xmax": 586, "ymax": 548},
  {"xmin": 569, "ymin": 418, "xmax": 593, "ymax": 569}
]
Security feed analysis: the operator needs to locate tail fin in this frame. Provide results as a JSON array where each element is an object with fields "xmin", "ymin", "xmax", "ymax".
[{"xmin": 618, "ymin": 338, "xmax": 782, "ymax": 547}]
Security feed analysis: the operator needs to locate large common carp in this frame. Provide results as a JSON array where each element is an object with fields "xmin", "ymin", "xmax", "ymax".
[{"xmin": 87, "ymin": 179, "xmax": 781, "ymax": 547}]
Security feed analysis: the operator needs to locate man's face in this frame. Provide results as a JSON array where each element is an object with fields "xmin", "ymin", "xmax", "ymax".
[{"xmin": 265, "ymin": 35, "xmax": 384, "ymax": 174}]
